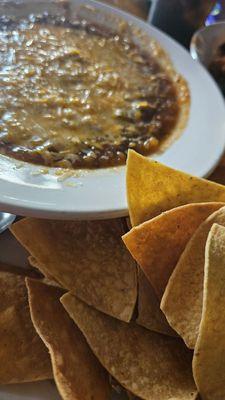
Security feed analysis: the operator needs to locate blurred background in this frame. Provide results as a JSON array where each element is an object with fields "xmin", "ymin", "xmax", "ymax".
[{"xmin": 101, "ymin": 0, "xmax": 225, "ymax": 47}]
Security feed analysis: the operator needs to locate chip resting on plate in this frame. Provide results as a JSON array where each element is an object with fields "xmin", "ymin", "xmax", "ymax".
[
  {"xmin": 11, "ymin": 218, "xmax": 137, "ymax": 322},
  {"xmin": 136, "ymin": 268, "xmax": 175, "ymax": 336},
  {"xmin": 123, "ymin": 202, "xmax": 224, "ymax": 298},
  {"xmin": 61, "ymin": 293, "xmax": 197, "ymax": 400},
  {"xmin": 193, "ymin": 224, "xmax": 225, "ymax": 400},
  {"xmin": 127, "ymin": 150, "xmax": 225, "ymax": 226},
  {"xmin": 26, "ymin": 278, "xmax": 110, "ymax": 400},
  {"xmin": 161, "ymin": 206, "xmax": 225, "ymax": 348},
  {"xmin": 0, "ymin": 265, "xmax": 52, "ymax": 383}
]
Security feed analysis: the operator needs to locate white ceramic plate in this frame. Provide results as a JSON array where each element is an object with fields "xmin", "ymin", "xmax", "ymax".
[
  {"xmin": 0, "ymin": 228, "xmax": 128, "ymax": 400},
  {"xmin": 0, "ymin": 0, "xmax": 224, "ymax": 220}
]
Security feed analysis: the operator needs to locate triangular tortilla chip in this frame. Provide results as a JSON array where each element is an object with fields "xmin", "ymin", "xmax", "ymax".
[
  {"xmin": 0, "ymin": 267, "xmax": 52, "ymax": 384},
  {"xmin": 11, "ymin": 218, "xmax": 137, "ymax": 322},
  {"xmin": 161, "ymin": 206, "xmax": 225, "ymax": 349},
  {"xmin": 61, "ymin": 293, "xmax": 197, "ymax": 400},
  {"xmin": 136, "ymin": 268, "xmax": 176, "ymax": 336},
  {"xmin": 123, "ymin": 202, "xmax": 224, "ymax": 298},
  {"xmin": 193, "ymin": 224, "xmax": 225, "ymax": 400},
  {"xmin": 26, "ymin": 278, "xmax": 110, "ymax": 400},
  {"xmin": 127, "ymin": 150, "xmax": 225, "ymax": 226}
]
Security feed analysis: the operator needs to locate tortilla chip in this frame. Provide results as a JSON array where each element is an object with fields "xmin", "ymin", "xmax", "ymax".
[
  {"xmin": 29, "ymin": 256, "xmax": 43, "ymax": 270},
  {"xmin": 0, "ymin": 268, "xmax": 52, "ymax": 384},
  {"xmin": 193, "ymin": 224, "xmax": 225, "ymax": 400},
  {"xmin": 161, "ymin": 206, "xmax": 225, "ymax": 349},
  {"xmin": 127, "ymin": 150, "xmax": 225, "ymax": 226},
  {"xmin": 26, "ymin": 278, "xmax": 110, "ymax": 400},
  {"xmin": 123, "ymin": 202, "xmax": 224, "ymax": 298},
  {"xmin": 61, "ymin": 293, "xmax": 197, "ymax": 400},
  {"xmin": 11, "ymin": 218, "xmax": 137, "ymax": 322},
  {"xmin": 136, "ymin": 268, "xmax": 175, "ymax": 336},
  {"xmin": 28, "ymin": 256, "xmax": 61, "ymax": 286}
]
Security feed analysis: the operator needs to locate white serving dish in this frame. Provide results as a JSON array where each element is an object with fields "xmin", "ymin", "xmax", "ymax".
[{"xmin": 0, "ymin": 0, "xmax": 224, "ymax": 220}]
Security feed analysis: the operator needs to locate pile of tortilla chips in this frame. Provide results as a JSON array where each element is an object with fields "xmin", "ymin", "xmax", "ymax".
[
  {"xmin": 124, "ymin": 151, "xmax": 225, "ymax": 400},
  {"xmin": 2, "ymin": 150, "xmax": 225, "ymax": 399}
]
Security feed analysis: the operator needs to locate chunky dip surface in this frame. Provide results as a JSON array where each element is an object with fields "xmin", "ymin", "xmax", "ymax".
[{"xmin": 0, "ymin": 18, "xmax": 182, "ymax": 169}]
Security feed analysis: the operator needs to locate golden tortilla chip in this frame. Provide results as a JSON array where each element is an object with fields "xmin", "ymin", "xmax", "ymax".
[
  {"xmin": 26, "ymin": 278, "xmax": 110, "ymax": 400},
  {"xmin": 193, "ymin": 224, "xmax": 225, "ymax": 400},
  {"xmin": 127, "ymin": 150, "xmax": 225, "ymax": 226},
  {"xmin": 0, "ymin": 267, "xmax": 52, "ymax": 384},
  {"xmin": 136, "ymin": 268, "xmax": 175, "ymax": 336},
  {"xmin": 11, "ymin": 218, "xmax": 137, "ymax": 322},
  {"xmin": 61, "ymin": 293, "xmax": 197, "ymax": 400},
  {"xmin": 161, "ymin": 206, "xmax": 225, "ymax": 349},
  {"xmin": 123, "ymin": 202, "xmax": 224, "ymax": 298},
  {"xmin": 28, "ymin": 256, "xmax": 61, "ymax": 286}
]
